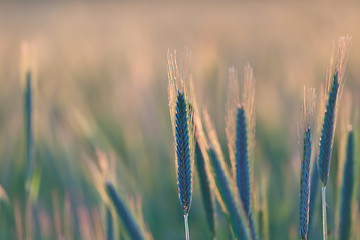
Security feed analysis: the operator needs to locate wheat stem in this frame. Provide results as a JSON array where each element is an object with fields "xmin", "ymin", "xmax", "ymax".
[
  {"xmin": 184, "ymin": 213, "xmax": 190, "ymax": 240},
  {"xmin": 322, "ymin": 186, "xmax": 327, "ymax": 240}
]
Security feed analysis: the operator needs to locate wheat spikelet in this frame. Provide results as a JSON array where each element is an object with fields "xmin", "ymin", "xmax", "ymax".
[
  {"xmin": 317, "ymin": 71, "xmax": 339, "ymax": 186},
  {"xmin": 300, "ymin": 127, "xmax": 312, "ymax": 240},
  {"xmin": 236, "ymin": 106, "xmax": 257, "ymax": 240},
  {"xmin": 236, "ymin": 107, "xmax": 250, "ymax": 213},
  {"xmin": 318, "ymin": 35, "xmax": 351, "ymax": 186},
  {"xmin": 175, "ymin": 91, "xmax": 192, "ymax": 215}
]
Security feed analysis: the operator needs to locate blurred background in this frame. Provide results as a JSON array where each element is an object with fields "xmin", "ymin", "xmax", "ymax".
[{"xmin": 0, "ymin": 1, "xmax": 359, "ymax": 239}]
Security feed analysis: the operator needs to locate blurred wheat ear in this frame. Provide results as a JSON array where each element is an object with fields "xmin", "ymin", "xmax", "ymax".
[
  {"xmin": 338, "ymin": 129, "xmax": 354, "ymax": 240},
  {"xmin": 106, "ymin": 182, "xmax": 145, "ymax": 240},
  {"xmin": 24, "ymin": 71, "xmax": 34, "ymax": 193},
  {"xmin": 207, "ymin": 147, "xmax": 250, "ymax": 240},
  {"xmin": 300, "ymin": 127, "xmax": 312, "ymax": 240},
  {"xmin": 204, "ymin": 111, "xmax": 251, "ymax": 240},
  {"xmin": 258, "ymin": 177, "xmax": 269, "ymax": 240},
  {"xmin": 106, "ymin": 207, "xmax": 114, "ymax": 240},
  {"xmin": 24, "ymin": 70, "xmax": 35, "ymax": 240},
  {"xmin": 194, "ymin": 127, "xmax": 215, "ymax": 237}
]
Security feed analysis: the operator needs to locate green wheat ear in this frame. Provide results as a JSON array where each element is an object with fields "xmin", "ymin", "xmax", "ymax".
[
  {"xmin": 317, "ymin": 35, "xmax": 351, "ymax": 240},
  {"xmin": 300, "ymin": 127, "xmax": 312, "ymax": 240},
  {"xmin": 317, "ymin": 71, "xmax": 339, "ymax": 186},
  {"xmin": 24, "ymin": 71, "xmax": 34, "ymax": 194},
  {"xmin": 226, "ymin": 65, "xmax": 257, "ymax": 240},
  {"xmin": 168, "ymin": 50, "xmax": 195, "ymax": 240},
  {"xmin": 299, "ymin": 87, "xmax": 315, "ymax": 240},
  {"xmin": 175, "ymin": 91, "xmax": 192, "ymax": 215}
]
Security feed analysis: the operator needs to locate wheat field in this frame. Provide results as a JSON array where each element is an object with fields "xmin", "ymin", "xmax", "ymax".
[{"xmin": 0, "ymin": 2, "xmax": 359, "ymax": 240}]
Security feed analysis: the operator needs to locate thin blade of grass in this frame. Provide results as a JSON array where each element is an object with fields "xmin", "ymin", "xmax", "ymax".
[
  {"xmin": 338, "ymin": 129, "xmax": 354, "ymax": 240},
  {"xmin": 194, "ymin": 136, "xmax": 216, "ymax": 237}
]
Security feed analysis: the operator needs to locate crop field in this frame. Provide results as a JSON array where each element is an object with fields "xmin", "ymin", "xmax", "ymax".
[{"xmin": 0, "ymin": 2, "xmax": 359, "ymax": 240}]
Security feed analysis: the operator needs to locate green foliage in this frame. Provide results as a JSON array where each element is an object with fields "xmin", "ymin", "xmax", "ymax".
[{"xmin": 0, "ymin": 33, "xmax": 358, "ymax": 240}]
